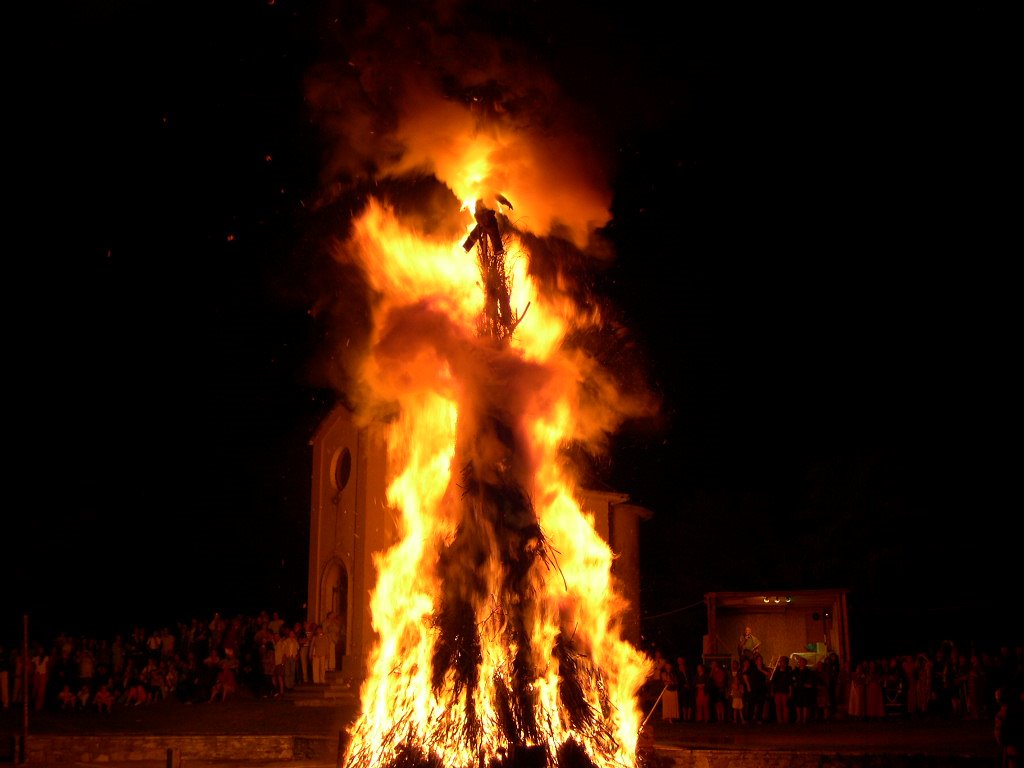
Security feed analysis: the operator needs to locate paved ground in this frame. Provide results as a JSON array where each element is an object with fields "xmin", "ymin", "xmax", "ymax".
[
  {"xmin": 0, "ymin": 690, "xmax": 1001, "ymax": 763},
  {"xmin": 1, "ymin": 694, "xmax": 350, "ymax": 738}
]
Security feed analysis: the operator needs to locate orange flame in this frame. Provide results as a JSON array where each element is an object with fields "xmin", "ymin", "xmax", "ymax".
[{"xmin": 337, "ymin": 132, "xmax": 653, "ymax": 768}]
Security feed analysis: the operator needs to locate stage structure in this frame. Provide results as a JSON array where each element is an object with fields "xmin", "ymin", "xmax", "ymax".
[{"xmin": 703, "ymin": 589, "xmax": 851, "ymax": 670}]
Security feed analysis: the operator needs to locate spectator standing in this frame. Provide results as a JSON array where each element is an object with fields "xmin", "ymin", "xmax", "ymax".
[
  {"xmin": 951, "ymin": 651, "xmax": 968, "ymax": 718},
  {"xmin": 916, "ymin": 653, "xmax": 934, "ymax": 716},
  {"xmin": 222, "ymin": 617, "xmax": 242, "ymax": 657},
  {"xmin": 11, "ymin": 648, "xmax": 25, "ymax": 706},
  {"xmin": 110, "ymin": 634, "xmax": 125, "ymax": 680},
  {"xmin": 693, "ymin": 663, "xmax": 710, "ymax": 723},
  {"xmin": 76, "ymin": 642, "xmax": 96, "ymax": 691},
  {"xmin": 259, "ymin": 637, "xmax": 277, "ymax": 697},
  {"xmin": 791, "ymin": 655, "xmax": 816, "ymax": 724},
  {"xmin": 883, "ymin": 656, "xmax": 904, "ymax": 715},
  {"xmin": 901, "ymin": 654, "xmax": 919, "ymax": 715},
  {"xmin": 770, "ymin": 656, "xmax": 793, "ymax": 724},
  {"xmin": 146, "ymin": 629, "xmax": 163, "ymax": 663},
  {"xmin": 31, "ymin": 643, "xmax": 49, "ymax": 711},
  {"xmin": 641, "ymin": 650, "xmax": 665, "ymax": 716},
  {"xmin": 160, "ymin": 627, "xmax": 176, "ymax": 660},
  {"xmin": 729, "ymin": 659, "xmax": 747, "ymax": 724},
  {"xmin": 865, "ymin": 660, "xmax": 886, "ymax": 719},
  {"xmin": 709, "ymin": 659, "xmax": 727, "ymax": 723},
  {"xmin": 268, "ymin": 612, "xmax": 286, "ymax": 636},
  {"xmin": 675, "ymin": 656, "xmax": 694, "ymax": 722},
  {"xmin": 253, "ymin": 616, "xmax": 274, "ymax": 649},
  {"xmin": 126, "ymin": 627, "xmax": 147, "ymax": 674},
  {"xmin": 746, "ymin": 653, "xmax": 769, "ymax": 723},
  {"xmin": 209, "ymin": 612, "xmax": 227, "ymax": 652},
  {"xmin": 272, "ymin": 633, "xmax": 287, "ymax": 698},
  {"xmin": 310, "ymin": 625, "xmax": 331, "ymax": 685},
  {"xmin": 934, "ymin": 648, "xmax": 956, "ymax": 717},
  {"xmin": 281, "ymin": 629, "xmax": 299, "ymax": 689},
  {"xmin": 814, "ymin": 661, "xmax": 832, "ymax": 720},
  {"xmin": 995, "ymin": 683, "xmax": 1023, "ymax": 768},
  {"xmin": 659, "ymin": 660, "xmax": 679, "ymax": 724},
  {"xmin": 58, "ymin": 634, "xmax": 74, "ymax": 667},
  {"xmin": 296, "ymin": 622, "xmax": 312, "ymax": 684},
  {"xmin": 325, "ymin": 612, "xmax": 342, "ymax": 672},
  {"xmin": 848, "ymin": 660, "xmax": 868, "ymax": 720},
  {"xmin": 823, "ymin": 652, "xmax": 841, "ymax": 717},
  {"xmin": 94, "ymin": 639, "xmax": 112, "ymax": 684},
  {"xmin": 0, "ymin": 645, "xmax": 9, "ymax": 709},
  {"xmin": 967, "ymin": 653, "xmax": 989, "ymax": 720}
]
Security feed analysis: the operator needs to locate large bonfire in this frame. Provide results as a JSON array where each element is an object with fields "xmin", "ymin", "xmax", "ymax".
[{"xmin": 312, "ymin": 11, "xmax": 658, "ymax": 768}]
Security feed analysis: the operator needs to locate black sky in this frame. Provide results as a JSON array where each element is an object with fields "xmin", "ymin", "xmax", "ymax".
[{"xmin": 9, "ymin": 2, "xmax": 1016, "ymax": 656}]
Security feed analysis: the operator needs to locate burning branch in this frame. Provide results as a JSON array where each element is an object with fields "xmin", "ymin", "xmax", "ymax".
[{"xmin": 339, "ymin": 185, "xmax": 651, "ymax": 768}]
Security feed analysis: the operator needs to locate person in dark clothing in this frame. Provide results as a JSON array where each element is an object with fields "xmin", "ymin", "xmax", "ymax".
[
  {"xmin": 770, "ymin": 656, "xmax": 793, "ymax": 724},
  {"xmin": 995, "ymin": 683, "xmax": 1023, "ymax": 768},
  {"xmin": 791, "ymin": 655, "xmax": 817, "ymax": 723},
  {"xmin": 745, "ymin": 652, "xmax": 769, "ymax": 723}
]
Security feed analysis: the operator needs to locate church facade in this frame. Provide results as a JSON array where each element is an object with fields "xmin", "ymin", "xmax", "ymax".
[{"xmin": 306, "ymin": 403, "xmax": 651, "ymax": 680}]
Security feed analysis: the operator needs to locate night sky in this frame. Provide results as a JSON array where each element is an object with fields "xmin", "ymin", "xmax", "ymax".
[{"xmin": 9, "ymin": 2, "xmax": 1015, "ymax": 658}]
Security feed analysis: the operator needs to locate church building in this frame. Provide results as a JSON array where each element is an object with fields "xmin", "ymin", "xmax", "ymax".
[{"xmin": 306, "ymin": 403, "xmax": 652, "ymax": 680}]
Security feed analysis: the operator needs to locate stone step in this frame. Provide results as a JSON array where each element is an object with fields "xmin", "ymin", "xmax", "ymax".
[
  {"xmin": 293, "ymin": 696, "xmax": 356, "ymax": 707},
  {"xmin": 284, "ymin": 680, "xmax": 357, "ymax": 707}
]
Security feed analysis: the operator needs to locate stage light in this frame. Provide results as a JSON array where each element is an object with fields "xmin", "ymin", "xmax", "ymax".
[
  {"xmin": 785, "ymin": 596, "xmax": 793, "ymax": 603},
  {"xmin": 763, "ymin": 596, "xmax": 770, "ymax": 603},
  {"xmin": 773, "ymin": 597, "xmax": 781, "ymax": 603}
]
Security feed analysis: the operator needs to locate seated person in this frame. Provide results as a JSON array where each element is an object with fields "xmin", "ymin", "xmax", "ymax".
[
  {"xmin": 94, "ymin": 684, "xmax": 116, "ymax": 714},
  {"xmin": 57, "ymin": 684, "xmax": 77, "ymax": 711}
]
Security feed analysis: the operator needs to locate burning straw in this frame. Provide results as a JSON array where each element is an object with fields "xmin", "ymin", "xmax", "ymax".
[{"xmin": 336, "ymin": 195, "xmax": 655, "ymax": 768}]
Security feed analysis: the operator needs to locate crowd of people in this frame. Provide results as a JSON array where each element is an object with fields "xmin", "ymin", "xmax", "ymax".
[
  {"xmin": 2, "ymin": 618, "xmax": 1022, "ymax": 767},
  {"xmin": 645, "ymin": 636, "xmax": 1024, "ymax": 766},
  {"xmin": 645, "ymin": 636, "xmax": 1024, "ymax": 749},
  {"xmin": 0, "ymin": 609, "xmax": 346, "ymax": 714}
]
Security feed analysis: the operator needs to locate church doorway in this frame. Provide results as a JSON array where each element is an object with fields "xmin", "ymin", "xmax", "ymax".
[{"xmin": 320, "ymin": 559, "xmax": 349, "ymax": 663}]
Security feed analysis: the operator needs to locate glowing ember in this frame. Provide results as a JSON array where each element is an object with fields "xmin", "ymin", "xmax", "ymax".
[{"xmin": 333, "ymin": 168, "xmax": 655, "ymax": 768}]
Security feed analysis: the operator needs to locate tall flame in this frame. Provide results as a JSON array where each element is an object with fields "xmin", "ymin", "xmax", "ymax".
[{"xmin": 331, "ymin": 97, "xmax": 654, "ymax": 768}]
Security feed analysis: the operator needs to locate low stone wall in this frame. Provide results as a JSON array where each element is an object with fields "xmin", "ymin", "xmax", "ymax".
[
  {"xmin": 11, "ymin": 737, "xmax": 996, "ymax": 768},
  {"xmin": 19, "ymin": 735, "xmax": 334, "ymax": 764},
  {"xmin": 654, "ymin": 746, "xmax": 997, "ymax": 768}
]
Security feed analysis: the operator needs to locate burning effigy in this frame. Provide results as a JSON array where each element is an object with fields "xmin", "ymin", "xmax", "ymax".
[
  {"xmin": 334, "ymin": 196, "xmax": 655, "ymax": 768},
  {"xmin": 306, "ymin": 7, "xmax": 659, "ymax": 768}
]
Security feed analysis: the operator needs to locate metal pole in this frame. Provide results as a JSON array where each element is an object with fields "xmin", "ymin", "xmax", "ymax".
[
  {"xmin": 639, "ymin": 684, "xmax": 667, "ymax": 733},
  {"xmin": 19, "ymin": 614, "xmax": 28, "ymax": 764}
]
